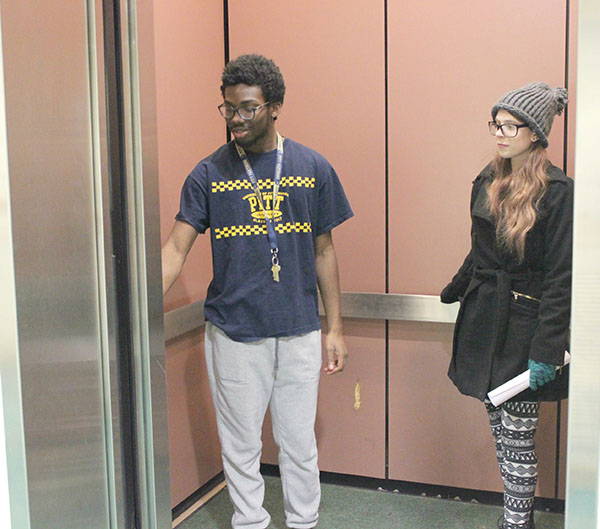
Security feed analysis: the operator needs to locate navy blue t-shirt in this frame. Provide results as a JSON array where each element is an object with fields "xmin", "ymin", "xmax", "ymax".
[{"xmin": 176, "ymin": 138, "xmax": 353, "ymax": 342}]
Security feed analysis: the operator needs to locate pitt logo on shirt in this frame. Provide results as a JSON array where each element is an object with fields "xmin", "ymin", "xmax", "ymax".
[{"xmin": 243, "ymin": 191, "xmax": 289, "ymax": 223}]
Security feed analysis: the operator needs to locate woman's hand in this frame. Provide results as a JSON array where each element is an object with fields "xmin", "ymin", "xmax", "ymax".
[{"xmin": 528, "ymin": 359, "xmax": 556, "ymax": 391}]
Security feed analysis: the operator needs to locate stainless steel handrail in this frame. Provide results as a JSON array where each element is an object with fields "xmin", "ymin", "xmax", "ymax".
[{"xmin": 164, "ymin": 292, "xmax": 458, "ymax": 342}]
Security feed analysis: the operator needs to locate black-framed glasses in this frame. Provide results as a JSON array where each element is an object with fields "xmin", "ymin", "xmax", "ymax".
[
  {"xmin": 488, "ymin": 120, "xmax": 529, "ymax": 138},
  {"xmin": 218, "ymin": 102, "xmax": 270, "ymax": 120}
]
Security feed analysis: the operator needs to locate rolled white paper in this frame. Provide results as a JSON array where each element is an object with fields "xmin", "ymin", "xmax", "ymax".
[{"xmin": 487, "ymin": 351, "xmax": 571, "ymax": 407}]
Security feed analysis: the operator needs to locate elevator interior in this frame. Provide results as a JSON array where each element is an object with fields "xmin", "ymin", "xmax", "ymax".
[
  {"xmin": 1, "ymin": 1, "xmax": 600, "ymax": 529},
  {"xmin": 159, "ymin": 0, "xmax": 576, "ymax": 507}
]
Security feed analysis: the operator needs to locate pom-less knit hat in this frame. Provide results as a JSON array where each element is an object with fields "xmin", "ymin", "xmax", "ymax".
[{"xmin": 491, "ymin": 82, "xmax": 568, "ymax": 148}]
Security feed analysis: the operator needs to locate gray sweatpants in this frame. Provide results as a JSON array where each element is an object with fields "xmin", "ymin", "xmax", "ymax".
[{"xmin": 205, "ymin": 321, "xmax": 322, "ymax": 529}]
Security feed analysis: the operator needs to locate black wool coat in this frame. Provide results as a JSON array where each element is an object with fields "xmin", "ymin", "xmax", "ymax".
[{"xmin": 441, "ymin": 162, "xmax": 573, "ymax": 402}]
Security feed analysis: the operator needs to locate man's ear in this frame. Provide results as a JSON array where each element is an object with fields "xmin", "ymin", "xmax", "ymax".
[{"xmin": 270, "ymin": 101, "xmax": 282, "ymax": 119}]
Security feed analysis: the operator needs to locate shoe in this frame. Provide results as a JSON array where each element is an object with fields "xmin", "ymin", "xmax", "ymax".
[{"xmin": 497, "ymin": 514, "xmax": 535, "ymax": 529}]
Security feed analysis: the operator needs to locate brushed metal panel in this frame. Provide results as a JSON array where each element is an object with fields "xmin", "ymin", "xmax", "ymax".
[
  {"xmin": 0, "ymin": 1, "xmax": 111, "ymax": 528},
  {"xmin": 164, "ymin": 293, "xmax": 459, "ymax": 342},
  {"xmin": 565, "ymin": 1, "xmax": 600, "ymax": 528},
  {"xmin": 90, "ymin": 0, "xmax": 127, "ymax": 527},
  {"xmin": 121, "ymin": 1, "xmax": 171, "ymax": 527},
  {"xmin": 0, "ymin": 378, "xmax": 14, "ymax": 529},
  {"xmin": 0, "ymin": 9, "xmax": 30, "ymax": 527},
  {"xmin": 164, "ymin": 301, "xmax": 205, "ymax": 342},
  {"xmin": 324, "ymin": 292, "xmax": 459, "ymax": 323}
]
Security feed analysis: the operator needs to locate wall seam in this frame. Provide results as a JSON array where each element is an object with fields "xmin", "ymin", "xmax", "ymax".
[
  {"xmin": 562, "ymin": 0, "xmax": 570, "ymax": 173},
  {"xmin": 384, "ymin": 0, "xmax": 390, "ymax": 481},
  {"xmin": 223, "ymin": 0, "xmax": 230, "ymax": 144},
  {"xmin": 555, "ymin": 0, "xmax": 571, "ymax": 501}
]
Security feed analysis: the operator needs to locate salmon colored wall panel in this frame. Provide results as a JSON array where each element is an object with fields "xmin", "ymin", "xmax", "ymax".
[
  {"xmin": 229, "ymin": 0, "xmax": 386, "ymax": 293},
  {"xmin": 155, "ymin": 0, "xmax": 225, "ymax": 312},
  {"xmin": 388, "ymin": 322, "xmax": 499, "ymax": 489},
  {"xmin": 536, "ymin": 404, "xmax": 559, "ymax": 498},
  {"xmin": 154, "ymin": 0, "xmax": 225, "ymax": 506},
  {"xmin": 388, "ymin": 0, "xmax": 567, "ymax": 295},
  {"xmin": 261, "ymin": 321, "xmax": 386, "ymax": 478},
  {"xmin": 165, "ymin": 330, "xmax": 221, "ymax": 506},
  {"xmin": 558, "ymin": 401, "xmax": 568, "ymax": 499},
  {"xmin": 389, "ymin": 322, "xmax": 560, "ymax": 496},
  {"xmin": 387, "ymin": 0, "xmax": 571, "ymax": 497}
]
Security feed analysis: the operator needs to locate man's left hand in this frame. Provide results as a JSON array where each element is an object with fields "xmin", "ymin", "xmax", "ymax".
[{"xmin": 324, "ymin": 332, "xmax": 348, "ymax": 375}]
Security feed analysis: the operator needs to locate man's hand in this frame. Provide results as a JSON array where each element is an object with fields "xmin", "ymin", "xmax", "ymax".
[{"xmin": 324, "ymin": 332, "xmax": 348, "ymax": 375}]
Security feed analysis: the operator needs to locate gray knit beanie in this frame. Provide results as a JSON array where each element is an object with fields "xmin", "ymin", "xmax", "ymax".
[{"xmin": 491, "ymin": 82, "xmax": 568, "ymax": 148}]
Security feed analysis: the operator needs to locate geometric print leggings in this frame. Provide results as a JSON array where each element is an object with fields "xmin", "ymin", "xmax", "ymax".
[{"xmin": 485, "ymin": 399, "xmax": 540, "ymax": 529}]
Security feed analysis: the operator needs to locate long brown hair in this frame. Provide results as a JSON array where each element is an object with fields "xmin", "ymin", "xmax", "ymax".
[{"xmin": 487, "ymin": 144, "xmax": 549, "ymax": 261}]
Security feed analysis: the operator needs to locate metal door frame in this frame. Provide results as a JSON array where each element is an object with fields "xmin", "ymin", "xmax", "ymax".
[
  {"xmin": 564, "ymin": 1, "xmax": 600, "ymax": 528},
  {"xmin": 0, "ymin": 0, "xmax": 170, "ymax": 528},
  {"xmin": 95, "ymin": 0, "xmax": 171, "ymax": 527},
  {"xmin": 112, "ymin": 1, "xmax": 171, "ymax": 527}
]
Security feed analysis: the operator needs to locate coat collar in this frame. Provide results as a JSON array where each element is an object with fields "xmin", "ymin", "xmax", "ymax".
[
  {"xmin": 546, "ymin": 163, "xmax": 570, "ymax": 183},
  {"xmin": 472, "ymin": 163, "xmax": 494, "ymax": 185}
]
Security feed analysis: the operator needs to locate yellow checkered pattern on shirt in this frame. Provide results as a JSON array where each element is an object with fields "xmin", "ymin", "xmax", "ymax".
[
  {"xmin": 214, "ymin": 222, "xmax": 312, "ymax": 239},
  {"xmin": 211, "ymin": 176, "xmax": 315, "ymax": 193},
  {"xmin": 281, "ymin": 176, "xmax": 315, "ymax": 188}
]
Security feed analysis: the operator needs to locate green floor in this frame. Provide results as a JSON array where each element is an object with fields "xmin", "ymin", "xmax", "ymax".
[{"xmin": 176, "ymin": 476, "xmax": 564, "ymax": 529}]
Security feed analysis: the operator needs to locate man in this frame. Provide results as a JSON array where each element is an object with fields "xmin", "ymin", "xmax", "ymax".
[{"xmin": 162, "ymin": 54, "xmax": 353, "ymax": 529}]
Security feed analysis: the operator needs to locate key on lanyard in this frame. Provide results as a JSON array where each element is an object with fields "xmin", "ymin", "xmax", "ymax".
[{"xmin": 271, "ymin": 251, "xmax": 281, "ymax": 282}]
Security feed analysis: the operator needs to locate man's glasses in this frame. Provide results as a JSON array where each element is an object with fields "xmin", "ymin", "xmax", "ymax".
[
  {"xmin": 488, "ymin": 121, "xmax": 529, "ymax": 138},
  {"xmin": 218, "ymin": 102, "xmax": 270, "ymax": 121}
]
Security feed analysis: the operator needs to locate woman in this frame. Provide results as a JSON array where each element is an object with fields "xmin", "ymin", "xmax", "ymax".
[{"xmin": 441, "ymin": 82, "xmax": 572, "ymax": 529}]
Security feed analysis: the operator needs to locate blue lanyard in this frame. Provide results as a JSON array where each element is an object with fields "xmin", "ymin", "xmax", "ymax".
[{"xmin": 234, "ymin": 133, "xmax": 284, "ymax": 280}]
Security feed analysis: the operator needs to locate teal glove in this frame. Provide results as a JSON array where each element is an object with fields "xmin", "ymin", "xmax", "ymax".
[{"xmin": 528, "ymin": 359, "xmax": 556, "ymax": 391}]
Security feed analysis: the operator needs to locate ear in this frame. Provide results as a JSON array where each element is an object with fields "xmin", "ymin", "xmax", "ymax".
[
  {"xmin": 270, "ymin": 101, "xmax": 282, "ymax": 119},
  {"xmin": 531, "ymin": 133, "xmax": 538, "ymax": 142}
]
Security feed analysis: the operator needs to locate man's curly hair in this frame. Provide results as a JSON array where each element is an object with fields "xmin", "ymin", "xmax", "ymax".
[{"xmin": 221, "ymin": 54, "xmax": 285, "ymax": 104}]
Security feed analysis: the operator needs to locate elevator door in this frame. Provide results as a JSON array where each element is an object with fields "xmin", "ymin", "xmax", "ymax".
[{"xmin": 0, "ymin": 1, "xmax": 170, "ymax": 528}]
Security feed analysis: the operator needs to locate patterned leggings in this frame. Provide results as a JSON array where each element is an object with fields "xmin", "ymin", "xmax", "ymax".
[{"xmin": 485, "ymin": 399, "xmax": 540, "ymax": 529}]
